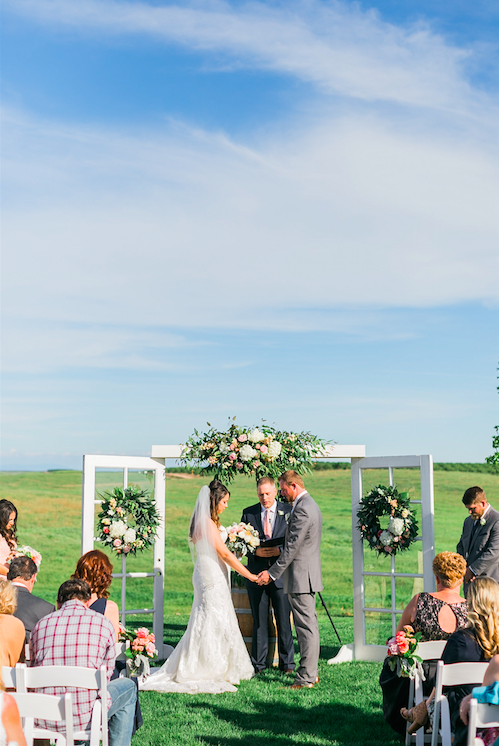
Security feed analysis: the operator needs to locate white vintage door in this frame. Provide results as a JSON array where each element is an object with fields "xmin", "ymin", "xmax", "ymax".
[
  {"xmin": 350, "ymin": 455, "xmax": 435, "ymax": 662},
  {"xmin": 82, "ymin": 454, "xmax": 166, "ymax": 658}
]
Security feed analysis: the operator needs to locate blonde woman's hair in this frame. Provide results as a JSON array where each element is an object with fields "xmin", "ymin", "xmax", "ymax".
[
  {"xmin": 467, "ymin": 577, "xmax": 499, "ymax": 659},
  {"xmin": 0, "ymin": 578, "xmax": 17, "ymax": 615},
  {"xmin": 432, "ymin": 552, "xmax": 467, "ymax": 588}
]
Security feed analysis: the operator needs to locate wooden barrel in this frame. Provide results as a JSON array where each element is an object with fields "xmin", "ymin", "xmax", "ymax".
[{"xmin": 231, "ymin": 588, "xmax": 279, "ymax": 667}]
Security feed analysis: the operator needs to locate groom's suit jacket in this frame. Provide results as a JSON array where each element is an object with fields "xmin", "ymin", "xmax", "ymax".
[
  {"xmin": 268, "ymin": 492, "xmax": 323, "ymax": 594},
  {"xmin": 241, "ymin": 500, "xmax": 292, "ymax": 590},
  {"xmin": 457, "ymin": 506, "xmax": 499, "ymax": 585}
]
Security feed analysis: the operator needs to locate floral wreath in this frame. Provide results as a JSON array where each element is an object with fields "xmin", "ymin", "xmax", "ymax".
[
  {"xmin": 180, "ymin": 419, "xmax": 330, "ymax": 483},
  {"xmin": 97, "ymin": 486, "xmax": 160, "ymax": 556},
  {"xmin": 356, "ymin": 485, "xmax": 419, "ymax": 556}
]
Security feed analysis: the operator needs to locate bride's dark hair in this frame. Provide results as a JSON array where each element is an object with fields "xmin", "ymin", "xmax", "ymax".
[{"xmin": 209, "ymin": 480, "xmax": 230, "ymax": 527}]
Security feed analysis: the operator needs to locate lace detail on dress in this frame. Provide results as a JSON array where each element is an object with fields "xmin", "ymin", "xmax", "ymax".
[{"xmin": 413, "ymin": 592, "xmax": 468, "ymax": 641}]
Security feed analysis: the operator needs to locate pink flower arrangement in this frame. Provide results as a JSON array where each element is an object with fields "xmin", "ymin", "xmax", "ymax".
[
  {"xmin": 386, "ymin": 626, "xmax": 423, "ymax": 679},
  {"xmin": 119, "ymin": 625, "xmax": 158, "ymax": 663}
]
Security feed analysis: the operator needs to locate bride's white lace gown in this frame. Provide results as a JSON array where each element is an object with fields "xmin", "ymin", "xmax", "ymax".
[{"xmin": 140, "ymin": 524, "xmax": 254, "ymax": 694}]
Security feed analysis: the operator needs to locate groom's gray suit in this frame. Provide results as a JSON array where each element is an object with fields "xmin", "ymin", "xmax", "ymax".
[
  {"xmin": 457, "ymin": 506, "xmax": 499, "ymax": 592},
  {"xmin": 268, "ymin": 491, "xmax": 323, "ymax": 686}
]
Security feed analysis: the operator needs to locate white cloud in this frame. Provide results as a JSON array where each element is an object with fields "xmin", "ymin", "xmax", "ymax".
[{"xmin": 2, "ymin": 0, "xmax": 492, "ymax": 113}]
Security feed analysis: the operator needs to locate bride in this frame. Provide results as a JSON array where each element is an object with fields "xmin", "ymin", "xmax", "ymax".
[{"xmin": 140, "ymin": 480, "xmax": 258, "ymax": 693}]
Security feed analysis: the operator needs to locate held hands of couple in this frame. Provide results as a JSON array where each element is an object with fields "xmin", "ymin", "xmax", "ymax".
[{"xmin": 257, "ymin": 571, "xmax": 271, "ymax": 586}]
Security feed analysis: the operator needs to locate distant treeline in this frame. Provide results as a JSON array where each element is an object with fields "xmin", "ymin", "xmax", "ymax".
[{"xmin": 164, "ymin": 462, "xmax": 497, "ymax": 475}]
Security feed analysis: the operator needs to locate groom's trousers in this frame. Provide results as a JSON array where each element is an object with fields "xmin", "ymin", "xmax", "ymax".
[{"xmin": 288, "ymin": 591, "xmax": 320, "ymax": 685}]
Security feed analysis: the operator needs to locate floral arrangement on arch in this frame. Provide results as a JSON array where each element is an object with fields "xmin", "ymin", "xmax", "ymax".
[
  {"xmin": 356, "ymin": 485, "xmax": 419, "ymax": 556},
  {"xmin": 97, "ymin": 486, "xmax": 160, "ymax": 556},
  {"xmin": 386, "ymin": 625, "xmax": 424, "ymax": 680},
  {"xmin": 180, "ymin": 419, "xmax": 330, "ymax": 483}
]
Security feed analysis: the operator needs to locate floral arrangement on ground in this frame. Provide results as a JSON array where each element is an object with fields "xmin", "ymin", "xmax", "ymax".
[
  {"xmin": 180, "ymin": 419, "xmax": 330, "ymax": 482},
  {"xmin": 356, "ymin": 484, "xmax": 418, "ymax": 556},
  {"xmin": 97, "ymin": 486, "xmax": 160, "ymax": 556},
  {"xmin": 119, "ymin": 625, "xmax": 158, "ymax": 677},
  {"xmin": 386, "ymin": 625, "xmax": 424, "ymax": 680}
]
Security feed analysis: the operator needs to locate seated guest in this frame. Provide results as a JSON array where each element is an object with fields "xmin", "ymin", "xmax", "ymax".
[
  {"xmin": 0, "ymin": 647, "xmax": 27, "ymax": 746},
  {"xmin": 381, "ymin": 552, "xmax": 468, "ymax": 735},
  {"xmin": 71, "ymin": 550, "xmax": 119, "ymax": 638},
  {"xmin": 401, "ymin": 576, "xmax": 499, "ymax": 744},
  {"xmin": 71, "ymin": 550, "xmax": 144, "ymax": 733},
  {"xmin": 8, "ymin": 556, "xmax": 55, "ymax": 643},
  {"xmin": 0, "ymin": 579, "xmax": 25, "ymax": 665},
  {"xmin": 30, "ymin": 578, "xmax": 137, "ymax": 746}
]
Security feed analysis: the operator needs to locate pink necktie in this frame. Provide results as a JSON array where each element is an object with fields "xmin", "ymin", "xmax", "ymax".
[{"xmin": 264, "ymin": 509, "xmax": 272, "ymax": 540}]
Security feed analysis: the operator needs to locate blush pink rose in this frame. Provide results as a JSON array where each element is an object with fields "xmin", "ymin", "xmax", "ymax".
[
  {"xmin": 113, "ymin": 539, "xmax": 122, "ymax": 547},
  {"xmin": 131, "ymin": 639, "xmax": 144, "ymax": 651},
  {"xmin": 145, "ymin": 641, "xmax": 156, "ymax": 656},
  {"xmin": 136, "ymin": 627, "xmax": 149, "ymax": 639},
  {"xmin": 398, "ymin": 639, "xmax": 409, "ymax": 654},
  {"xmin": 228, "ymin": 452, "xmax": 237, "ymax": 461},
  {"xmin": 236, "ymin": 462, "xmax": 243, "ymax": 469},
  {"xmin": 238, "ymin": 434, "xmax": 247, "ymax": 442},
  {"xmin": 259, "ymin": 445, "xmax": 268, "ymax": 454}
]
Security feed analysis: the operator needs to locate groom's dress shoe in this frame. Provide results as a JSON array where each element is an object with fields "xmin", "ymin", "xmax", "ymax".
[
  {"xmin": 290, "ymin": 682, "xmax": 314, "ymax": 689},
  {"xmin": 315, "ymin": 677, "xmax": 320, "ymax": 684}
]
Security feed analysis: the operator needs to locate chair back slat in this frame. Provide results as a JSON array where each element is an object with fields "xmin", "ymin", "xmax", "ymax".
[
  {"xmin": 2, "ymin": 666, "xmax": 16, "ymax": 689},
  {"xmin": 11, "ymin": 691, "xmax": 74, "ymax": 746},
  {"xmin": 416, "ymin": 641, "xmax": 448, "ymax": 661},
  {"xmin": 439, "ymin": 662, "xmax": 489, "ymax": 687}
]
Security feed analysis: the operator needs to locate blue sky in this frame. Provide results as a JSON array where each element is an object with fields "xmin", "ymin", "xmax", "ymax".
[{"xmin": 1, "ymin": 0, "xmax": 498, "ymax": 470}]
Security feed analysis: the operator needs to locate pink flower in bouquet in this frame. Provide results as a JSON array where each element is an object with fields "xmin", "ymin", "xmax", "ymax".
[
  {"xmin": 259, "ymin": 445, "xmax": 268, "ymax": 454},
  {"xmin": 131, "ymin": 639, "xmax": 144, "ymax": 651},
  {"xmin": 384, "ymin": 546, "xmax": 392, "ymax": 552},
  {"xmin": 403, "ymin": 625, "xmax": 414, "ymax": 634},
  {"xmin": 236, "ymin": 462, "xmax": 243, "ymax": 469},
  {"xmin": 148, "ymin": 633, "xmax": 155, "ymax": 643},
  {"xmin": 113, "ymin": 539, "xmax": 122, "ymax": 547},
  {"xmin": 398, "ymin": 639, "xmax": 409, "ymax": 654},
  {"xmin": 238, "ymin": 434, "xmax": 247, "ymax": 442},
  {"xmin": 387, "ymin": 641, "xmax": 399, "ymax": 656},
  {"xmin": 145, "ymin": 641, "xmax": 156, "ymax": 656},
  {"xmin": 255, "ymin": 444, "xmax": 261, "ymax": 450},
  {"xmin": 136, "ymin": 627, "xmax": 149, "ymax": 639},
  {"xmin": 228, "ymin": 452, "xmax": 237, "ymax": 461},
  {"xmin": 103, "ymin": 527, "xmax": 110, "ymax": 534},
  {"xmin": 123, "ymin": 546, "xmax": 130, "ymax": 553}
]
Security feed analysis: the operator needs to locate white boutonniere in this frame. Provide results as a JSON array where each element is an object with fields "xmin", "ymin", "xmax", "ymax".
[{"xmin": 480, "ymin": 517, "xmax": 487, "ymax": 526}]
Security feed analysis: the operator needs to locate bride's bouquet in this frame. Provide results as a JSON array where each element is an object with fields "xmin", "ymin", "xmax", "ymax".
[
  {"xmin": 226, "ymin": 522, "xmax": 260, "ymax": 559},
  {"xmin": 11, "ymin": 545, "xmax": 43, "ymax": 570}
]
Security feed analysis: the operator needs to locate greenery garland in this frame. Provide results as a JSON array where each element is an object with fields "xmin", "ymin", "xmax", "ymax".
[
  {"xmin": 180, "ymin": 419, "xmax": 330, "ymax": 483},
  {"xmin": 97, "ymin": 486, "xmax": 160, "ymax": 556},
  {"xmin": 356, "ymin": 485, "xmax": 418, "ymax": 557}
]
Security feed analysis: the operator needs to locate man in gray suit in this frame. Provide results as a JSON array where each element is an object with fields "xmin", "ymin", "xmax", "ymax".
[
  {"xmin": 7, "ymin": 555, "xmax": 55, "ymax": 642},
  {"xmin": 456, "ymin": 486, "xmax": 499, "ymax": 592},
  {"xmin": 257, "ymin": 470, "xmax": 323, "ymax": 689}
]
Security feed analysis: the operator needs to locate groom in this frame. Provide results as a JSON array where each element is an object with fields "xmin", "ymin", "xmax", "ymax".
[
  {"xmin": 241, "ymin": 476, "xmax": 295, "ymax": 673},
  {"xmin": 258, "ymin": 470, "xmax": 323, "ymax": 689}
]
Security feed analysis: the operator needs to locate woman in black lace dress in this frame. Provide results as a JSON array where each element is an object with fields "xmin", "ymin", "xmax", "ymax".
[{"xmin": 380, "ymin": 552, "xmax": 468, "ymax": 735}]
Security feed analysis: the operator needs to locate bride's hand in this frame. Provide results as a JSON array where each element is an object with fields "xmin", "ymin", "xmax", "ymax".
[{"xmin": 248, "ymin": 573, "xmax": 259, "ymax": 584}]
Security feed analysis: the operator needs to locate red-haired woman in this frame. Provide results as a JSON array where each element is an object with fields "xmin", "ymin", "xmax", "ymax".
[{"xmin": 72, "ymin": 550, "xmax": 120, "ymax": 639}]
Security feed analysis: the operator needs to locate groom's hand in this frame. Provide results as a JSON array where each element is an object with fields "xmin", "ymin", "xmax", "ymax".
[{"xmin": 257, "ymin": 571, "xmax": 270, "ymax": 586}]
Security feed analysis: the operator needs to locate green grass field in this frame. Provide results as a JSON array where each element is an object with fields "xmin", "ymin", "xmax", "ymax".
[{"xmin": 1, "ymin": 467, "xmax": 498, "ymax": 745}]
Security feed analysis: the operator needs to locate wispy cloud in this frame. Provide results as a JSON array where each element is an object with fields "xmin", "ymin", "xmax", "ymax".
[{"xmin": 3, "ymin": 0, "xmax": 493, "ymax": 114}]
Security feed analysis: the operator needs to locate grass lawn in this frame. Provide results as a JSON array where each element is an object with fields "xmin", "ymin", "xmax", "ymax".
[{"xmin": 1, "ymin": 467, "xmax": 498, "ymax": 745}]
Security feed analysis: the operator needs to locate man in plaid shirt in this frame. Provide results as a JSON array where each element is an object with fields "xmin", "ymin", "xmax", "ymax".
[{"xmin": 30, "ymin": 578, "xmax": 136, "ymax": 746}]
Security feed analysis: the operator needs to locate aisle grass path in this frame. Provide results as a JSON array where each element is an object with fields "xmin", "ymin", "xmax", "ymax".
[{"xmin": 1, "ymin": 468, "xmax": 498, "ymax": 744}]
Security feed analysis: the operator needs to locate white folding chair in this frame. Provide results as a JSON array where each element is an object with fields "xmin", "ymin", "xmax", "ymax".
[
  {"xmin": 17, "ymin": 664, "xmax": 108, "ymax": 746},
  {"xmin": 405, "ymin": 640, "xmax": 448, "ymax": 746},
  {"xmin": 11, "ymin": 691, "xmax": 74, "ymax": 746},
  {"xmin": 2, "ymin": 665, "xmax": 17, "ymax": 690},
  {"xmin": 467, "ymin": 698, "xmax": 499, "ymax": 746},
  {"xmin": 431, "ymin": 661, "xmax": 489, "ymax": 746}
]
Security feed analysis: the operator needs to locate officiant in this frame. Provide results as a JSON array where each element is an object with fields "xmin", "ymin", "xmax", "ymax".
[{"xmin": 241, "ymin": 477, "xmax": 295, "ymax": 673}]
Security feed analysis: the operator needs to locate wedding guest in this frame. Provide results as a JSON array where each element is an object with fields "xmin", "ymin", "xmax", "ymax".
[
  {"xmin": 0, "ymin": 579, "xmax": 26, "ymax": 665},
  {"xmin": 457, "ymin": 486, "xmax": 499, "ymax": 592},
  {"xmin": 258, "ymin": 470, "xmax": 323, "ymax": 689},
  {"xmin": 380, "ymin": 552, "xmax": 468, "ymax": 735},
  {"xmin": 72, "ymin": 550, "xmax": 119, "ymax": 639},
  {"xmin": 401, "ymin": 576, "xmax": 499, "ymax": 744},
  {"xmin": 0, "ymin": 501, "xmax": 18, "ymax": 578},
  {"xmin": 30, "ymin": 578, "xmax": 137, "ymax": 746},
  {"xmin": 7, "ymin": 555, "xmax": 55, "ymax": 643},
  {"xmin": 241, "ymin": 477, "xmax": 295, "ymax": 674},
  {"xmin": 0, "ymin": 649, "xmax": 27, "ymax": 746}
]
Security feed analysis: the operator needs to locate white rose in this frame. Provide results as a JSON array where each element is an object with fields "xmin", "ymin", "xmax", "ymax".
[
  {"xmin": 123, "ymin": 528, "xmax": 136, "ymax": 544},
  {"xmin": 239, "ymin": 444, "xmax": 257, "ymax": 462},
  {"xmin": 389, "ymin": 517, "xmax": 405, "ymax": 536},
  {"xmin": 249, "ymin": 428, "xmax": 265, "ymax": 443},
  {"xmin": 379, "ymin": 530, "xmax": 392, "ymax": 546},
  {"xmin": 219, "ymin": 442, "xmax": 230, "ymax": 455},
  {"xmin": 109, "ymin": 520, "xmax": 127, "ymax": 538},
  {"xmin": 267, "ymin": 441, "xmax": 282, "ymax": 459},
  {"xmin": 401, "ymin": 509, "xmax": 409, "ymax": 518}
]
